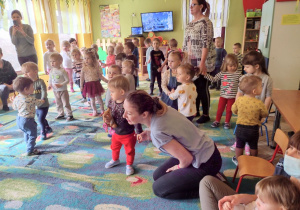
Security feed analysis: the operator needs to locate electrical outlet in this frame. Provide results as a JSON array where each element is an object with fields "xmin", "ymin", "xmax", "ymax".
[{"xmin": 132, "ymin": 13, "xmax": 136, "ymax": 17}]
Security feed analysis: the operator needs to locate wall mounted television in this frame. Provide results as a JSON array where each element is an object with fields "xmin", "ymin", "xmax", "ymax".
[{"xmin": 141, "ymin": 11, "xmax": 173, "ymax": 32}]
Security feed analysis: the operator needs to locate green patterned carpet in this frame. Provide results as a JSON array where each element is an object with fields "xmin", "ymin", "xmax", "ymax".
[{"xmin": 0, "ymin": 80, "xmax": 258, "ymax": 210}]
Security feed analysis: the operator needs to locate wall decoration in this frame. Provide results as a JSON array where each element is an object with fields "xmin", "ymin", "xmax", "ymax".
[{"xmin": 99, "ymin": 4, "xmax": 121, "ymax": 38}]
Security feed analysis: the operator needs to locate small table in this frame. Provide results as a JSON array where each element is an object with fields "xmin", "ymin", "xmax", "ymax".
[{"xmin": 271, "ymin": 90, "xmax": 300, "ymax": 148}]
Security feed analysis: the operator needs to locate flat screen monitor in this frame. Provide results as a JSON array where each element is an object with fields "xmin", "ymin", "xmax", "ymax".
[
  {"xmin": 131, "ymin": 27, "xmax": 143, "ymax": 36},
  {"xmin": 141, "ymin": 11, "xmax": 173, "ymax": 32}
]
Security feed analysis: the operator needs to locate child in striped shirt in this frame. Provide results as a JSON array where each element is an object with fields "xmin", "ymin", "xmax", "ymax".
[{"xmin": 204, "ymin": 54, "xmax": 241, "ymax": 129}]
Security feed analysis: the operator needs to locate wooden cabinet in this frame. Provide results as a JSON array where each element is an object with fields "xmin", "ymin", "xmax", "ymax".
[{"xmin": 242, "ymin": 16, "xmax": 261, "ymax": 54}]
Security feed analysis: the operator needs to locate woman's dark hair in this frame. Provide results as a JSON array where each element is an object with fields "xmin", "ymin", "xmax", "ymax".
[
  {"xmin": 196, "ymin": 0, "xmax": 208, "ymax": 13},
  {"xmin": 242, "ymin": 51, "xmax": 269, "ymax": 76},
  {"xmin": 126, "ymin": 90, "xmax": 163, "ymax": 115},
  {"xmin": 11, "ymin": 10, "xmax": 22, "ymax": 18}
]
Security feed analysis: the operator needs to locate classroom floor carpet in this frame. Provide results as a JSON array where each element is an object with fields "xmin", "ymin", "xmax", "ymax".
[{"xmin": 0, "ymin": 80, "xmax": 268, "ymax": 210}]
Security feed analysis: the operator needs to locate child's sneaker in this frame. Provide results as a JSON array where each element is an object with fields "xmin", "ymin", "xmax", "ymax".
[
  {"xmin": 232, "ymin": 156, "xmax": 238, "ymax": 166},
  {"xmin": 126, "ymin": 165, "xmax": 134, "ymax": 175},
  {"xmin": 107, "ymin": 134, "xmax": 112, "ymax": 138},
  {"xmin": 55, "ymin": 115, "xmax": 65, "ymax": 120},
  {"xmin": 230, "ymin": 142, "xmax": 236, "ymax": 151},
  {"xmin": 92, "ymin": 111, "xmax": 98, "ymax": 117},
  {"xmin": 211, "ymin": 121, "xmax": 220, "ymax": 128},
  {"xmin": 105, "ymin": 159, "xmax": 120, "ymax": 168},
  {"xmin": 27, "ymin": 149, "xmax": 41, "ymax": 156},
  {"xmin": 224, "ymin": 123, "xmax": 230, "ymax": 129},
  {"xmin": 66, "ymin": 116, "xmax": 74, "ymax": 121},
  {"xmin": 40, "ymin": 134, "xmax": 47, "ymax": 141},
  {"xmin": 80, "ymin": 98, "xmax": 87, "ymax": 103},
  {"xmin": 245, "ymin": 144, "xmax": 250, "ymax": 155},
  {"xmin": 70, "ymin": 88, "xmax": 75, "ymax": 93},
  {"xmin": 46, "ymin": 127, "xmax": 53, "ymax": 133}
]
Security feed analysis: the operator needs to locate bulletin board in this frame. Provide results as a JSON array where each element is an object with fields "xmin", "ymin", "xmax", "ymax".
[{"xmin": 99, "ymin": 4, "xmax": 121, "ymax": 38}]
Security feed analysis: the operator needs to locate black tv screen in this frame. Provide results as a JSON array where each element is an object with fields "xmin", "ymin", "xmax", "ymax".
[
  {"xmin": 131, "ymin": 27, "xmax": 143, "ymax": 35},
  {"xmin": 141, "ymin": 11, "xmax": 173, "ymax": 32}
]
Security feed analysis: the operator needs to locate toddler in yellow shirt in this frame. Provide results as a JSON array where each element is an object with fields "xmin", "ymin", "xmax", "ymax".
[{"xmin": 231, "ymin": 75, "xmax": 268, "ymax": 165}]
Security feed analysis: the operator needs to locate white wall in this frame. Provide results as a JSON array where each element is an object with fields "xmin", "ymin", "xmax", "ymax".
[{"xmin": 268, "ymin": 1, "xmax": 300, "ymax": 90}]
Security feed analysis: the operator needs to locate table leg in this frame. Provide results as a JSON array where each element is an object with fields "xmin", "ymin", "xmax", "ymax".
[{"xmin": 270, "ymin": 108, "xmax": 281, "ymax": 149}]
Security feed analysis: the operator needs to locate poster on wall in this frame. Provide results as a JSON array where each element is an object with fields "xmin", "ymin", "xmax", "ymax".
[{"xmin": 99, "ymin": 4, "xmax": 121, "ymax": 38}]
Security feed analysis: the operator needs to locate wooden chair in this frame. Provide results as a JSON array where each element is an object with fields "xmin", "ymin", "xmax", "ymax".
[{"xmin": 232, "ymin": 128, "xmax": 289, "ymax": 192}]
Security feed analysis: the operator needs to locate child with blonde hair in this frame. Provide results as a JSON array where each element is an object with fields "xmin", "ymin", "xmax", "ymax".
[
  {"xmin": 122, "ymin": 60, "xmax": 135, "ymax": 92},
  {"xmin": 101, "ymin": 46, "xmax": 115, "ymax": 68},
  {"xmin": 91, "ymin": 44, "xmax": 100, "ymax": 60},
  {"xmin": 161, "ymin": 51, "xmax": 183, "ymax": 109},
  {"xmin": 22, "ymin": 62, "xmax": 52, "ymax": 140},
  {"xmin": 204, "ymin": 54, "xmax": 241, "ymax": 129},
  {"xmin": 12, "ymin": 77, "xmax": 45, "ymax": 155},
  {"xmin": 219, "ymin": 176, "xmax": 300, "ymax": 210},
  {"xmin": 114, "ymin": 45, "xmax": 124, "ymax": 55},
  {"xmin": 81, "ymin": 49, "xmax": 108, "ymax": 116},
  {"xmin": 48, "ymin": 53, "xmax": 74, "ymax": 121},
  {"xmin": 104, "ymin": 75, "xmax": 138, "ymax": 175},
  {"xmin": 231, "ymin": 75, "xmax": 268, "ymax": 165},
  {"xmin": 60, "ymin": 40, "xmax": 74, "ymax": 92},
  {"xmin": 43, "ymin": 39, "xmax": 57, "ymax": 75},
  {"xmin": 169, "ymin": 63, "xmax": 198, "ymax": 121}
]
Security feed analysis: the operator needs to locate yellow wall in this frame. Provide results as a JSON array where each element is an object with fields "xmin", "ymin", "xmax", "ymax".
[
  {"xmin": 224, "ymin": 0, "xmax": 245, "ymax": 53},
  {"xmin": 90, "ymin": 0, "xmax": 184, "ymax": 47}
]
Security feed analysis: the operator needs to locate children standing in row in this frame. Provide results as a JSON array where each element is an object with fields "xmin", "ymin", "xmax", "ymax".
[
  {"xmin": 210, "ymin": 37, "xmax": 227, "ymax": 90},
  {"xmin": 169, "ymin": 63, "xmax": 198, "ymax": 121},
  {"xmin": 149, "ymin": 38, "xmax": 165, "ymax": 96},
  {"xmin": 81, "ymin": 49, "xmax": 108, "ymax": 116},
  {"xmin": 104, "ymin": 75, "xmax": 136, "ymax": 175},
  {"xmin": 43, "ymin": 39, "xmax": 57, "ymax": 75},
  {"xmin": 22, "ymin": 62, "xmax": 52, "ymax": 140},
  {"xmin": 231, "ymin": 75, "xmax": 268, "ymax": 165},
  {"xmin": 144, "ymin": 38, "xmax": 153, "ymax": 82},
  {"xmin": 205, "ymin": 54, "xmax": 241, "ymax": 129},
  {"xmin": 12, "ymin": 77, "xmax": 45, "ymax": 156},
  {"xmin": 161, "ymin": 51, "xmax": 182, "ymax": 110},
  {"xmin": 48, "ymin": 53, "xmax": 74, "ymax": 121},
  {"xmin": 61, "ymin": 41, "xmax": 74, "ymax": 92},
  {"xmin": 124, "ymin": 42, "xmax": 138, "ymax": 88},
  {"xmin": 115, "ymin": 53, "xmax": 126, "ymax": 67}
]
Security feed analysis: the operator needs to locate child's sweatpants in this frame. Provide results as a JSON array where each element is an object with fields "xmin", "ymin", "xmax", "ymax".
[
  {"xmin": 215, "ymin": 97, "xmax": 235, "ymax": 123},
  {"xmin": 111, "ymin": 132, "xmax": 136, "ymax": 165}
]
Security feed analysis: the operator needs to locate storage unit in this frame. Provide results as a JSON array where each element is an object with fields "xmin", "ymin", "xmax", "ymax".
[{"xmin": 242, "ymin": 16, "xmax": 261, "ymax": 53}]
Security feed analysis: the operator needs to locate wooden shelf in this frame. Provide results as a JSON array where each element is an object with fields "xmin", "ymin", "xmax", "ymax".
[
  {"xmin": 242, "ymin": 16, "xmax": 261, "ymax": 53},
  {"xmin": 246, "ymin": 29, "xmax": 260, "ymax": 31}
]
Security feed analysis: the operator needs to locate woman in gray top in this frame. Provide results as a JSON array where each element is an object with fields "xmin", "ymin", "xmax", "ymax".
[
  {"xmin": 9, "ymin": 10, "xmax": 37, "ymax": 65},
  {"xmin": 123, "ymin": 90, "xmax": 222, "ymax": 199}
]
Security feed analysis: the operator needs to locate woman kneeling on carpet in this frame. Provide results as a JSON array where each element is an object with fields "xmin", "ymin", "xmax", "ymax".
[{"xmin": 123, "ymin": 90, "xmax": 222, "ymax": 199}]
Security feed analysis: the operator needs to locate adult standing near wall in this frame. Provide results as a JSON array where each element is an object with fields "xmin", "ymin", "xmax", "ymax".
[
  {"xmin": 123, "ymin": 90, "xmax": 222, "ymax": 199},
  {"xmin": 183, "ymin": 0, "xmax": 216, "ymax": 124},
  {"xmin": 9, "ymin": 10, "xmax": 38, "ymax": 65}
]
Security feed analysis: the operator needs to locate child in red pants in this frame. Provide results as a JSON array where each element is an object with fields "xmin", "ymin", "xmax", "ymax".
[{"xmin": 104, "ymin": 75, "xmax": 142, "ymax": 175}]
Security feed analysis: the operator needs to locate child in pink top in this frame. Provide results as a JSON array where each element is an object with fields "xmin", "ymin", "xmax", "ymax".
[{"xmin": 101, "ymin": 46, "xmax": 115, "ymax": 68}]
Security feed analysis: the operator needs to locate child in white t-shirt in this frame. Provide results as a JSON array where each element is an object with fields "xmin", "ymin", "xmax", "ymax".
[
  {"xmin": 169, "ymin": 63, "xmax": 198, "ymax": 121},
  {"xmin": 43, "ymin": 39, "xmax": 57, "ymax": 75}
]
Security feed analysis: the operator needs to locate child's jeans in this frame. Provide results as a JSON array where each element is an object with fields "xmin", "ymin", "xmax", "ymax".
[
  {"xmin": 36, "ymin": 107, "xmax": 50, "ymax": 135},
  {"xmin": 17, "ymin": 116, "xmax": 37, "ymax": 153},
  {"xmin": 111, "ymin": 132, "xmax": 136, "ymax": 165},
  {"xmin": 147, "ymin": 63, "xmax": 151, "ymax": 80}
]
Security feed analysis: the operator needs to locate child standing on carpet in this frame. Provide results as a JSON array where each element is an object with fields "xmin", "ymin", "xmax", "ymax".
[
  {"xmin": 101, "ymin": 46, "xmax": 115, "ymax": 68},
  {"xmin": 43, "ymin": 39, "xmax": 57, "ymax": 75},
  {"xmin": 48, "ymin": 53, "xmax": 74, "ymax": 121},
  {"xmin": 144, "ymin": 38, "xmax": 153, "ymax": 81},
  {"xmin": 231, "ymin": 51, "xmax": 273, "ymax": 152},
  {"xmin": 71, "ymin": 48, "xmax": 85, "ymax": 102},
  {"xmin": 22, "ymin": 62, "xmax": 52, "ymax": 140},
  {"xmin": 161, "ymin": 51, "xmax": 183, "ymax": 110},
  {"xmin": 124, "ymin": 42, "xmax": 138, "ymax": 88},
  {"xmin": 81, "ymin": 49, "xmax": 108, "ymax": 117},
  {"xmin": 169, "ymin": 63, "xmax": 198, "ymax": 122},
  {"xmin": 149, "ymin": 38, "xmax": 165, "ymax": 96},
  {"xmin": 204, "ymin": 54, "xmax": 241, "ymax": 129},
  {"xmin": 104, "ymin": 75, "xmax": 140, "ymax": 175},
  {"xmin": 60, "ymin": 40, "xmax": 74, "ymax": 92},
  {"xmin": 231, "ymin": 75, "xmax": 268, "ymax": 166},
  {"xmin": 12, "ymin": 77, "xmax": 45, "ymax": 155},
  {"xmin": 122, "ymin": 60, "xmax": 136, "ymax": 92}
]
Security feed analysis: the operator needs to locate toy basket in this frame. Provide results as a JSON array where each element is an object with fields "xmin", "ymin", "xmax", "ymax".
[{"xmin": 246, "ymin": 12, "xmax": 256, "ymax": 17}]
